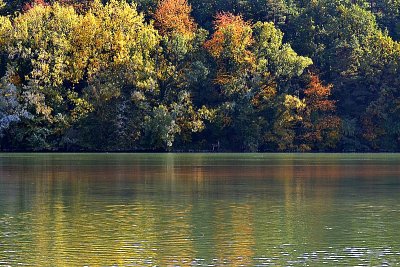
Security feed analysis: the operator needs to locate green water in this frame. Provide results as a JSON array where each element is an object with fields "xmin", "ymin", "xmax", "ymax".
[{"xmin": 0, "ymin": 153, "xmax": 400, "ymax": 266}]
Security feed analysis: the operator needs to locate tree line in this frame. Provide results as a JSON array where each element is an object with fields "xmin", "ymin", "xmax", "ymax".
[{"xmin": 0, "ymin": 0, "xmax": 400, "ymax": 152}]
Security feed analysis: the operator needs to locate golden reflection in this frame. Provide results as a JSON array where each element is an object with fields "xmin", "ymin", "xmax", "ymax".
[
  {"xmin": 213, "ymin": 202, "xmax": 255, "ymax": 266},
  {"xmin": 230, "ymin": 204, "xmax": 255, "ymax": 266},
  {"xmin": 30, "ymin": 169, "xmax": 52, "ymax": 265},
  {"xmin": 1, "ymin": 154, "xmax": 400, "ymax": 266},
  {"xmin": 158, "ymin": 205, "xmax": 194, "ymax": 266}
]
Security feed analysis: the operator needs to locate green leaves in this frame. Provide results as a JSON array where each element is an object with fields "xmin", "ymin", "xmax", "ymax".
[
  {"xmin": 253, "ymin": 21, "xmax": 312, "ymax": 81},
  {"xmin": 6, "ymin": 0, "xmax": 400, "ymax": 151}
]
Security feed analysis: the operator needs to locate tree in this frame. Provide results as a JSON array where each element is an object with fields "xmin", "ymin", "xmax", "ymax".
[
  {"xmin": 264, "ymin": 94, "xmax": 305, "ymax": 151},
  {"xmin": 301, "ymin": 73, "xmax": 341, "ymax": 151},
  {"xmin": 3, "ymin": 0, "xmax": 161, "ymax": 149},
  {"xmin": 0, "ymin": 14, "xmax": 10, "ymax": 48},
  {"xmin": 252, "ymin": 21, "xmax": 312, "ymax": 84},
  {"xmin": 154, "ymin": 0, "xmax": 197, "ymax": 37},
  {"xmin": 205, "ymin": 13, "xmax": 312, "ymax": 151},
  {"xmin": 205, "ymin": 13, "xmax": 254, "ymax": 74},
  {"xmin": 22, "ymin": 0, "xmax": 48, "ymax": 12},
  {"xmin": 0, "ymin": 71, "xmax": 31, "ymax": 138},
  {"xmin": 286, "ymin": 1, "xmax": 400, "ymax": 151}
]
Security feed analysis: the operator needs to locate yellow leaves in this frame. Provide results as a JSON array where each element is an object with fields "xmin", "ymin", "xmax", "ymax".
[
  {"xmin": 284, "ymin": 95, "xmax": 305, "ymax": 108},
  {"xmin": 251, "ymin": 82, "xmax": 277, "ymax": 108},
  {"xmin": 0, "ymin": 16, "xmax": 11, "ymax": 48},
  {"xmin": 8, "ymin": 0, "xmax": 160, "ymax": 88},
  {"xmin": 253, "ymin": 21, "xmax": 283, "ymax": 52},
  {"xmin": 114, "ymin": 31, "xmax": 129, "ymax": 64},
  {"xmin": 79, "ymin": 0, "xmax": 160, "ymax": 89},
  {"xmin": 4, "ymin": 0, "xmax": 161, "ymax": 126},
  {"xmin": 23, "ymin": 90, "xmax": 53, "ymax": 119},
  {"xmin": 10, "ymin": 3, "xmax": 79, "ymax": 86},
  {"xmin": 67, "ymin": 91, "xmax": 94, "ymax": 121},
  {"xmin": 198, "ymin": 105, "xmax": 216, "ymax": 122},
  {"xmin": 71, "ymin": 11, "xmax": 103, "ymax": 79},
  {"xmin": 205, "ymin": 13, "xmax": 256, "ymax": 94},
  {"xmin": 253, "ymin": 21, "xmax": 312, "ymax": 80},
  {"xmin": 283, "ymin": 94, "xmax": 306, "ymax": 122}
]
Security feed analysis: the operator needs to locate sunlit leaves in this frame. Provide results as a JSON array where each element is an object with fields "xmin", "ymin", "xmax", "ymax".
[
  {"xmin": 0, "ymin": 73, "xmax": 32, "ymax": 137},
  {"xmin": 0, "ymin": 15, "xmax": 11, "ymax": 48},
  {"xmin": 0, "ymin": 0, "xmax": 5, "ymax": 10},
  {"xmin": 265, "ymin": 94, "xmax": 305, "ymax": 151},
  {"xmin": 0, "ymin": 0, "xmax": 162, "ymax": 148},
  {"xmin": 302, "ymin": 73, "xmax": 341, "ymax": 150},
  {"xmin": 10, "ymin": 3, "xmax": 79, "ymax": 86},
  {"xmin": 0, "ymin": 0, "xmax": 355, "ymax": 151},
  {"xmin": 304, "ymin": 74, "xmax": 336, "ymax": 112},
  {"xmin": 204, "ymin": 13, "xmax": 313, "ymax": 151},
  {"xmin": 205, "ymin": 13, "xmax": 254, "ymax": 67},
  {"xmin": 154, "ymin": 0, "xmax": 197, "ymax": 37},
  {"xmin": 6, "ymin": 0, "xmax": 160, "ymax": 121},
  {"xmin": 253, "ymin": 21, "xmax": 312, "ymax": 81}
]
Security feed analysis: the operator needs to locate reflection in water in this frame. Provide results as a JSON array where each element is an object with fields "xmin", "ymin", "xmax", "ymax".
[{"xmin": 0, "ymin": 153, "xmax": 400, "ymax": 266}]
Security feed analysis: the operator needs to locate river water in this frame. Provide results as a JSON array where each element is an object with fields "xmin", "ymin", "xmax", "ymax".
[{"xmin": 0, "ymin": 153, "xmax": 399, "ymax": 266}]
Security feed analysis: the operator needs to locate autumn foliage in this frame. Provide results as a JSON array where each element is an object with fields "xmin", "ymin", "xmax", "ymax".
[
  {"xmin": 154, "ymin": 0, "xmax": 197, "ymax": 36},
  {"xmin": 22, "ymin": 0, "xmax": 48, "ymax": 12},
  {"xmin": 204, "ymin": 13, "xmax": 253, "ymax": 63},
  {"xmin": 304, "ymin": 74, "xmax": 336, "ymax": 112},
  {"xmin": 57, "ymin": 0, "xmax": 94, "ymax": 13},
  {"xmin": 204, "ymin": 13, "xmax": 256, "ymax": 87},
  {"xmin": 302, "ymin": 73, "xmax": 341, "ymax": 150},
  {"xmin": 1, "ymin": 0, "xmax": 371, "ymax": 152}
]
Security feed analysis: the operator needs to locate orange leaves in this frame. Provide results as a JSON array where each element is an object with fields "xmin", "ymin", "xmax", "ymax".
[
  {"xmin": 251, "ymin": 82, "xmax": 277, "ymax": 108},
  {"xmin": 204, "ymin": 12, "xmax": 254, "ymax": 64},
  {"xmin": 316, "ymin": 116, "xmax": 341, "ymax": 133},
  {"xmin": 204, "ymin": 12, "xmax": 255, "ymax": 88},
  {"xmin": 9, "ymin": 73, "xmax": 22, "ymax": 86},
  {"xmin": 213, "ymin": 12, "xmax": 250, "ymax": 29},
  {"xmin": 304, "ymin": 73, "xmax": 336, "ymax": 112},
  {"xmin": 302, "ymin": 73, "xmax": 341, "ymax": 148},
  {"xmin": 304, "ymin": 74, "xmax": 332, "ymax": 97},
  {"xmin": 154, "ymin": 0, "xmax": 196, "ymax": 37}
]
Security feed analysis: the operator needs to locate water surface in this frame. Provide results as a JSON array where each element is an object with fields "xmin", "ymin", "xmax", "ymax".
[{"xmin": 0, "ymin": 153, "xmax": 400, "ymax": 266}]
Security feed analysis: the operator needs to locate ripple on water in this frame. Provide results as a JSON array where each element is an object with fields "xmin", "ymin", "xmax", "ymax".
[{"xmin": 1, "ymin": 154, "xmax": 400, "ymax": 266}]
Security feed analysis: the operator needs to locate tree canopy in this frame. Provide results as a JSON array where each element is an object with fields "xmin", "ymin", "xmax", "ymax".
[{"xmin": 1, "ymin": 0, "xmax": 400, "ymax": 151}]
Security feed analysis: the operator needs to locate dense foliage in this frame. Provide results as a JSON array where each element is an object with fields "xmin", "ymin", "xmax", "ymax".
[{"xmin": 1, "ymin": 0, "xmax": 400, "ymax": 151}]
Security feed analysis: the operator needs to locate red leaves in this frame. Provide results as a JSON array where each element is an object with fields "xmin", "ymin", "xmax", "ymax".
[
  {"xmin": 213, "ymin": 12, "xmax": 251, "ymax": 30},
  {"xmin": 22, "ymin": 0, "xmax": 48, "ymax": 12},
  {"xmin": 57, "ymin": 0, "xmax": 93, "ymax": 13}
]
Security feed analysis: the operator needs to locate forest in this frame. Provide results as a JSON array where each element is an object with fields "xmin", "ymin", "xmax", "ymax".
[{"xmin": 1, "ymin": 0, "xmax": 400, "ymax": 152}]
